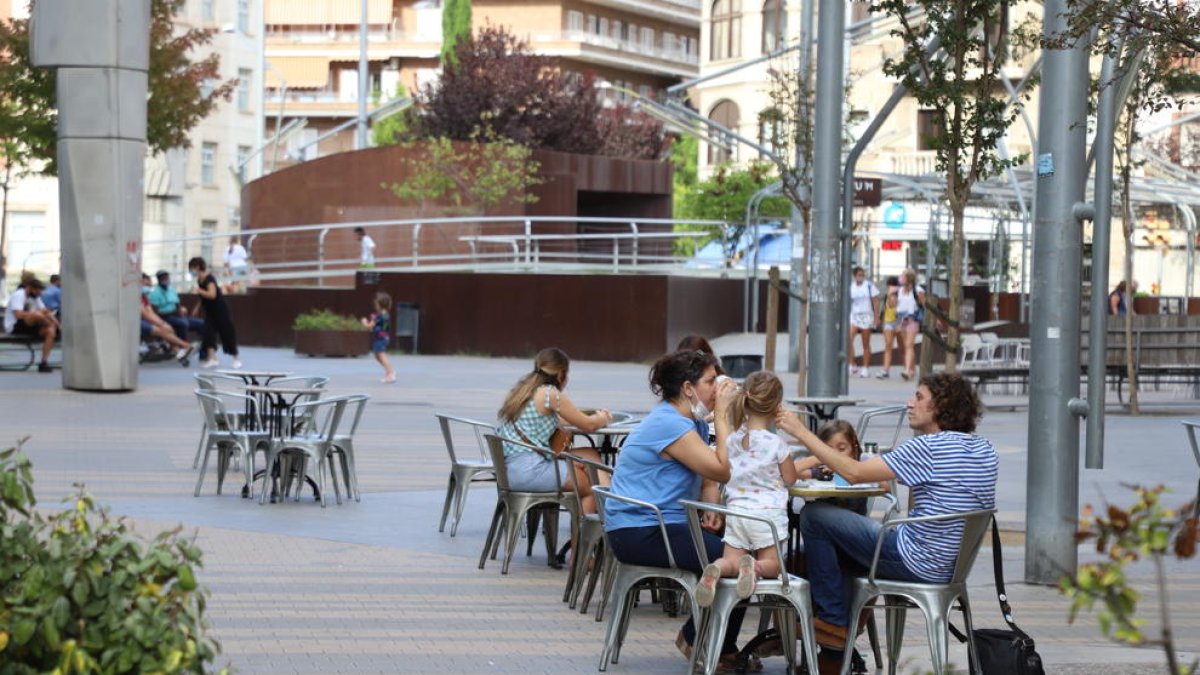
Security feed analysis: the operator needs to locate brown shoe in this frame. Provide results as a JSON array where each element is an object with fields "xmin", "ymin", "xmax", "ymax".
[
  {"xmin": 816, "ymin": 649, "xmax": 843, "ymax": 675},
  {"xmin": 813, "ymin": 617, "xmax": 849, "ymax": 648}
]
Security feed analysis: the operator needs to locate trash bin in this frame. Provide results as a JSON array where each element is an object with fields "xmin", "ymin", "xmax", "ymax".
[
  {"xmin": 721, "ymin": 354, "xmax": 762, "ymax": 379},
  {"xmin": 394, "ymin": 302, "xmax": 420, "ymax": 353}
]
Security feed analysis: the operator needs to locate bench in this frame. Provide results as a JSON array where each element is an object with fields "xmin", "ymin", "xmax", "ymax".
[{"xmin": 0, "ymin": 333, "xmax": 39, "ymax": 371}]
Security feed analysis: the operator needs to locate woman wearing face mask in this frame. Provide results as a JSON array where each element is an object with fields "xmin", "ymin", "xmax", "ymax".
[{"xmin": 603, "ymin": 349, "xmax": 750, "ymax": 670}]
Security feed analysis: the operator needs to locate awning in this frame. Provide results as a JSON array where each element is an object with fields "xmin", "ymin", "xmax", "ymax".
[
  {"xmin": 266, "ymin": 56, "xmax": 331, "ymax": 89},
  {"xmin": 266, "ymin": 0, "xmax": 392, "ymax": 25}
]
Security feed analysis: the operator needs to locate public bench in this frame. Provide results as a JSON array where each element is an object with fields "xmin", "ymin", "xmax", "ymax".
[{"xmin": 0, "ymin": 333, "xmax": 39, "ymax": 371}]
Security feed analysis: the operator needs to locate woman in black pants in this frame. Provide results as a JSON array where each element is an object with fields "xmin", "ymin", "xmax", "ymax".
[
  {"xmin": 188, "ymin": 256, "xmax": 241, "ymax": 369},
  {"xmin": 603, "ymin": 349, "xmax": 751, "ymax": 670}
]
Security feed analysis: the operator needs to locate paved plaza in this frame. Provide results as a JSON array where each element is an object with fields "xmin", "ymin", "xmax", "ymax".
[{"xmin": 2, "ymin": 344, "xmax": 1198, "ymax": 674}]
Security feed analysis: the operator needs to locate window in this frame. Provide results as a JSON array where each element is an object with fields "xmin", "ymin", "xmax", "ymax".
[
  {"xmin": 201, "ymin": 0, "xmax": 214, "ymax": 21},
  {"xmin": 586, "ymin": 14, "xmax": 599, "ymax": 34},
  {"xmin": 640, "ymin": 27, "xmax": 655, "ymax": 50},
  {"xmin": 599, "ymin": 17, "xmax": 609, "ymax": 38},
  {"xmin": 663, "ymin": 31, "xmax": 677, "ymax": 54},
  {"xmin": 612, "ymin": 20, "xmax": 624, "ymax": 41},
  {"xmin": 200, "ymin": 78, "xmax": 214, "ymax": 99},
  {"xmin": 7, "ymin": 211, "xmax": 46, "ymax": 273},
  {"xmin": 638, "ymin": 84, "xmax": 653, "ymax": 99},
  {"xmin": 710, "ymin": 0, "xmax": 742, "ymax": 61},
  {"xmin": 201, "ymin": 142, "xmax": 217, "ymax": 186},
  {"xmin": 237, "ymin": 0, "xmax": 250, "ymax": 33},
  {"xmin": 762, "ymin": 0, "xmax": 786, "ymax": 53},
  {"xmin": 236, "ymin": 145, "xmax": 251, "ymax": 182},
  {"xmin": 200, "ymin": 220, "xmax": 217, "ymax": 263},
  {"xmin": 236, "ymin": 69, "xmax": 252, "ymax": 112},
  {"xmin": 916, "ymin": 109, "xmax": 943, "ymax": 151},
  {"xmin": 567, "ymin": 10, "xmax": 584, "ymax": 32},
  {"xmin": 708, "ymin": 99, "xmax": 739, "ymax": 164}
]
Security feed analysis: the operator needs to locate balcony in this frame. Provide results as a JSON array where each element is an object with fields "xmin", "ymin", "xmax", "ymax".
[
  {"xmin": 578, "ymin": 0, "xmax": 701, "ymax": 24},
  {"xmin": 889, "ymin": 151, "xmax": 939, "ymax": 177},
  {"xmin": 553, "ymin": 30, "xmax": 699, "ymax": 70}
]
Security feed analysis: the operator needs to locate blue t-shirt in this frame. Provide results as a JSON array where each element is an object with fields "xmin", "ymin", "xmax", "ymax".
[
  {"xmin": 40, "ymin": 285, "xmax": 61, "ymax": 311},
  {"xmin": 604, "ymin": 401, "xmax": 708, "ymax": 531},
  {"xmin": 148, "ymin": 285, "xmax": 181, "ymax": 314},
  {"xmin": 882, "ymin": 431, "xmax": 998, "ymax": 582}
]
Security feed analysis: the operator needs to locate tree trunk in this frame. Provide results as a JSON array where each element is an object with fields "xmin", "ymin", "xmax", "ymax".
[{"xmin": 943, "ymin": 207, "xmax": 966, "ymax": 372}]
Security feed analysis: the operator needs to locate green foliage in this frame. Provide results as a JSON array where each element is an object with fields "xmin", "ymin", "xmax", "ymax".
[
  {"xmin": 0, "ymin": 441, "xmax": 226, "ymax": 673},
  {"xmin": 440, "ymin": 0, "xmax": 472, "ymax": 67},
  {"xmin": 370, "ymin": 83, "xmax": 414, "ymax": 147},
  {"xmin": 292, "ymin": 309, "xmax": 368, "ymax": 332},
  {"xmin": 674, "ymin": 161, "xmax": 791, "ymax": 257},
  {"xmin": 671, "ymin": 135, "xmax": 699, "ymax": 218},
  {"xmin": 1061, "ymin": 485, "xmax": 1198, "ymax": 674},
  {"xmin": 384, "ymin": 129, "xmax": 543, "ymax": 213}
]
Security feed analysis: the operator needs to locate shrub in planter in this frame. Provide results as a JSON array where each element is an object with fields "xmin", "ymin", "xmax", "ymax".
[
  {"xmin": 292, "ymin": 309, "xmax": 370, "ymax": 357},
  {"xmin": 0, "ymin": 440, "xmax": 227, "ymax": 673}
]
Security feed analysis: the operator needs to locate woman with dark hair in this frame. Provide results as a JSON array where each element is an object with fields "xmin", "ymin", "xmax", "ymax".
[
  {"xmin": 604, "ymin": 349, "xmax": 750, "ymax": 669},
  {"xmin": 495, "ymin": 348, "xmax": 611, "ymax": 512}
]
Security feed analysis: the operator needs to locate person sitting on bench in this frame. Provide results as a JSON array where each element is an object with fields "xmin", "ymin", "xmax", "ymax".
[{"xmin": 4, "ymin": 276, "xmax": 60, "ymax": 373}]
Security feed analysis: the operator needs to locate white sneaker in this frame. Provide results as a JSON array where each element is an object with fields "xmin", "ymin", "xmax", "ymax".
[
  {"xmin": 201, "ymin": 359, "xmax": 219, "ymax": 369},
  {"xmin": 231, "ymin": 359, "xmax": 243, "ymax": 369},
  {"xmin": 860, "ymin": 369, "xmax": 870, "ymax": 379},
  {"xmin": 849, "ymin": 366, "xmax": 859, "ymax": 376}
]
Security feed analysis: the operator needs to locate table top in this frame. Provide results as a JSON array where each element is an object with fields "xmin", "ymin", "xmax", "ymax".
[
  {"xmin": 217, "ymin": 370, "xmax": 292, "ymax": 378},
  {"xmin": 789, "ymin": 481, "xmax": 887, "ymax": 499},
  {"xmin": 567, "ymin": 410, "xmax": 639, "ymax": 435},
  {"xmin": 786, "ymin": 396, "xmax": 865, "ymax": 407},
  {"xmin": 245, "ymin": 385, "xmax": 325, "ymax": 395}
]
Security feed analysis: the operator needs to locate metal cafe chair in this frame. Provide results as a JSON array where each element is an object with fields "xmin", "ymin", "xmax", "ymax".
[
  {"xmin": 435, "ymin": 413, "xmax": 497, "ymax": 537},
  {"xmin": 560, "ymin": 452, "xmax": 614, "ymax": 612},
  {"xmin": 855, "ymin": 405, "xmax": 909, "ymax": 454},
  {"xmin": 479, "ymin": 435, "xmax": 579, "ymax": 574},
  {"xmin": 261, "ymin": 396, "xmax": 348, "ymax": 507},
  {"xmin": 838, "ymin": 508, "xmax": 995, "ymax": 675},
  {"xmin": 592, "ymin": 486, "xmax": 700, "ymax": 672},
  {"xmin": 680, "ymin": 500, "xmax": 820, "ymax": 675},
  {"xmin": 192, "ymin": 372, "xmax": 251, "ymax": 469},
  {"xmin": 1183, "ymin": 420, "xmax": 1200, "ymax": 518},
  {"xmin": 193, "ymin": 390, "xmax": 271, "ymax": 498},
  {"xmin": 328, "ymin": 393, "xmax": 370, "ymax": 502}
]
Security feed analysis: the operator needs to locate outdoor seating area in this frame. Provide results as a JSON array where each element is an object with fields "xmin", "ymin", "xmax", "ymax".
[{"xmin": 191, "ymin": 370, "xmax": 370, "ymax": 507}]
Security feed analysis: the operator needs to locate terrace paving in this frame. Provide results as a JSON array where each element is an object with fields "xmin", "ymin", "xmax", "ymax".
[{"xmin": 2, "ymin": 344, "xmax": 1197, "ymax": 673}]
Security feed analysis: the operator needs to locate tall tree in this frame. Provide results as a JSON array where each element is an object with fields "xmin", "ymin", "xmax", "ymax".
[
  {"xmin": 0, "ymin": 0, "xmax": 233, "ymax": 289},
  {"xmin": 871, "ymin": 0, "xmax": 1028, "ymax": 372},
  {"xmin": 440, "ymin": 0, "xmax": 472, "ymax": 67}
]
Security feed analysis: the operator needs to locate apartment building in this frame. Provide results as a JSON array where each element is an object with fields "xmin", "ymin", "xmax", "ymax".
[
  {"xmin": 263, "ymin": 0, "xmax": 701, "ymax": 164},
  {"xmin": 0, "ymin": 0, "xmax": 262, "ymax": 286}
]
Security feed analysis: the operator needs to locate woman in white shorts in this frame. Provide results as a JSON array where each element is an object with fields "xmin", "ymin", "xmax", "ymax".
[
  {"xmin": 895, "ymin": 269, "xmax": 925, "ymax": 380},
  {"xmin": 847, "ymin": 267, "xmax": 880, "ymax": 378}
]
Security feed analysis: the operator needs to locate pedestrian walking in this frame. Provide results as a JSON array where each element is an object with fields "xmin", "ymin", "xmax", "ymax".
[{"xmin": 188, "ymin": 256, "xmax": 241, "ymax": 369}]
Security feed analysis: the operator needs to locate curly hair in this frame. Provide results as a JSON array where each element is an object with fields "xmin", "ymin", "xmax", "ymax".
[
  {"xmin": 650, "ymin": 349, "xmax": 720, "ymax": 401},
  {"xmin": 919, "ymin": 373, "xmax": 983, "ymax": 434}
]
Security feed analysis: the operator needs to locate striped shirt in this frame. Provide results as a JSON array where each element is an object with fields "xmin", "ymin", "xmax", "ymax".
[{"xmin": 882, "ymin": 431, "xmax": 997, "ymax": 582}]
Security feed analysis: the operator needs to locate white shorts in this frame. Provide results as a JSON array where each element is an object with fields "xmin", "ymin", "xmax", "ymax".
[
  {"xmin": 723, "ymin": 514, "xmax": 789, "ymax": 551},
  {"xmin": 850, "ymin": 312, "xmax": 875, "ymax": 330}
]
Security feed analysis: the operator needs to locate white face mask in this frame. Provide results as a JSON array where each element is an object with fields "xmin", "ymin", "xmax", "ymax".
[{"xmin": 687, "ymin": 386, "xmax": 710, "ymax": 422}]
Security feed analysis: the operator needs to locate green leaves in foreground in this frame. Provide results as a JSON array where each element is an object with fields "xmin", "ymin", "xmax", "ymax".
[{"xmin": 0, "ymin": 441, "xmax": 227, "ymax": 674}]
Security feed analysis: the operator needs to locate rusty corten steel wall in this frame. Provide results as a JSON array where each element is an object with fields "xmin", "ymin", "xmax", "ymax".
[{"xmin": 213, "ymin": 271, "xmax": 745, "ymax": 362}]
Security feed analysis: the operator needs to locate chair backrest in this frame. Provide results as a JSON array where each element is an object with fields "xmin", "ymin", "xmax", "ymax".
[
  {"xmin": 271, "ymin": 375, "xmax": 330, "ymax": 390},
  {"xmin": 286, "ymin": 396, "xmax": 347, "ymax": 445},
  {"xmin": 483, "ymin": 433, "xmax": 562, "ymax": 496},
  {"xmin": 561, "ymin": 451, "xmax": 613, "ymax": 509},
  {"xmin": 193, "ymin": 372, "xmax": 243, "ymax": 391},
  {"xmin": 855, "ymin": 405, "xmax": 909, "ymax": 453},
  {"xmin": 1183, "ymin": 420, "xmax": 1200, "ymax": 468},
  {"xmin": 679, "ymin": 499, "xmax": 792, "ymax": 590},
  {"xmin": 194, "ymin": 389, "xmax": 262, "ymax": 432},
  {"xmin": 949, "ymin": 509, "xmax": 996, "ymax": 583},
  {"xmin": 329, "ymin": 393, "xmax": 370, "ymax": 436},
  {"xmin": 435, "ymin": 413, "xmax": 494, "ymax": 465},
  {"xmin": 592, "ymin": 486, "xmax": 678, "ymax": 568}
]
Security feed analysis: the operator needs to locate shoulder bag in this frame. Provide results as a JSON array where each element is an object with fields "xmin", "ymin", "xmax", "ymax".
[{"xmin": 949, "ymin": 519, "xmax": 1045, "ymax": 675}]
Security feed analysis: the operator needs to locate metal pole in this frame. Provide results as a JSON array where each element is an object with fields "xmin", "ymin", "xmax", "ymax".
[
  {"xmin": 1078, "ymin": 45, "xmax": 1122, "ymax": 471},
  {"xmin": 1025, "ymin": 0, "xmax": 1089, "ymax": 585},
  {"xmin": 356, "ymin": 0, "xmax": 369, "ymax": 149},
  {"xmin": 789, "ymin": 0, "xmax": 815, "ymax": 373},
  {"xmin": 807, "ymin": 0, "xmax": 845, "ymax": 397}
]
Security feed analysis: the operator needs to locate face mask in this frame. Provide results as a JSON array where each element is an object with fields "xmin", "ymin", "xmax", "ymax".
[
  {"xmin": 158, "ymin": 279, "xmax": 169, "ymax": 288},
  {"xmin": 141, "ymin": 286, "xmax": 151, "ymax": 297},
  {"xmin": 687, "ymin": 387, "xmax": 710, "ymax": 422}
]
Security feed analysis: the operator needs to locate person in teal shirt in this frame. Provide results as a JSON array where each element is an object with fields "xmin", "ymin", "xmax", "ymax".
[{"xmin": 149, "ymin": 270, "xmax": 203, "ymax": 341}]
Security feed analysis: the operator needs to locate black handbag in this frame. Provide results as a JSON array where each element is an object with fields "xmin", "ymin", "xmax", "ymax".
[{"xmin": 949, "ymin": 520, "xmax": 1045, "ymax": 675}]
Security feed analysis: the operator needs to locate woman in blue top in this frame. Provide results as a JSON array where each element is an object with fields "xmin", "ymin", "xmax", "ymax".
[
  {"xmin": 495, "ymin": 348, "xmax": 612, "ymax": 514},
  {"xmin": 604, "ymin": 349, "xmax": 749, "ymax": 670}
]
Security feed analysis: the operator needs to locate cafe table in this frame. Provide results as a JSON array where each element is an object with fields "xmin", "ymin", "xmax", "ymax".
[
  {"xmin": 566, "ymin": 410, "xmax": 639, "ymax": 461},
  {"xmin": 785, "ymin": 395, "xmax": 864, "ymax": 431},
  {"xmin": 244, "ymin": 385, "xmax": 326, "ymax": 502},
  {"xmin": 216, "ymin": 370, "xmax": 291, "ymax": 386}
]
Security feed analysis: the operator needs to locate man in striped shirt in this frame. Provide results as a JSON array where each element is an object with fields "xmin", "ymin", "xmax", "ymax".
[{"xmin": 776, "ymin": 373, "xmax": 997, "ymax": 673}]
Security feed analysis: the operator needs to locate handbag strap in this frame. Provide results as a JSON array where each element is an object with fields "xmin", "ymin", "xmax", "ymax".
[{"xmin": 948, "ymin": 517, "xmax": 1034, "ymax": 643}]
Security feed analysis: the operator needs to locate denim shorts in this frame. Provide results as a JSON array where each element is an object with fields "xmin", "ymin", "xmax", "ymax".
[
  {"xmin": 371, "ymin": 337, "xmax": 389, "ymax": 353},
  {"xmin": 505, "ymin": 450, "xmax": 569, "ymax": 492}
]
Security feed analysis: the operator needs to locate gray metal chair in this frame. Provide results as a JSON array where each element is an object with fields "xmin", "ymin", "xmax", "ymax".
[
  {"xmin": 192, "ymin": 372, "xmax": 250, "ymax": 469},
  {"xmin": 328, "ymin": 393, "xmax": 370, "ymax": 502},
  {"xmin": 261, "ymin": 396, "xmax": 348, "ymax": 507},
  {"xmin": 855, "ymin": 405, "xmax": 909, "ymax": 454},
  {"xmin": 193, "ymin": 390, "xmax": 271, "ymax": 498},
  {"xmin": 838, "ymin": 508, "xmax": 995, "ymax": 675},
  {"xmin": 479, "ymin": 435, "xmax": 579, "ymax": 574},
  {"xmin": 1183, "ymin": 420, "xmax": 1200, "ymax": 518},
  {"xmin": 560, "ymin": 451, "xmax": 613, "ymax": 612},
  {"xmin": 680, "ymin": 499, "xmax": 820, "ymax": 675},
  {"xmin": 592, "ymin": 486, "xmax": 700, "ymax": 672},
  {"xmin": 435, "ymin": 413, "xmax": 496, "ymax": 536}
]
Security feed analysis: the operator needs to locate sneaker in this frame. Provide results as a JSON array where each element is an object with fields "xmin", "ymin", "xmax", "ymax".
[
  {"xmin": 900, "ymin": 371, "xmax": 911, "ymax": 381},
  {"xmin": 859, "ymin": 369, "xmax": 870, "ymax": 379},
  {"xmin": 176, "ymin": 345, "xmax": 194, "ymax": 363},
  {"xmin": 37, "ymin": 362, "xmax": 52, "ymax": 373},
  {"xmin": 735, "ymin": 554, "xmax": 756, "ymax": 598},
  {"xmin": 230, "ymin": 359, "xmax": 243, "ymax": 370},
  {"xmin": 381, "ymin": 373, "xmax": 396, "ymax": 383},
  {"xmin": 696, "ymin": 562, "xmax": 721, "ymax": 608},
  {"xmin": 849, "ymin": 366, "xmax": 859, "ymax": 376},
  {"xmin": 876, "ymin": 370, "xmax": 889, "ymax": 379},
  {"xmin": 201, "ymin": 359, "xmax": 220, "ymax": 369}
]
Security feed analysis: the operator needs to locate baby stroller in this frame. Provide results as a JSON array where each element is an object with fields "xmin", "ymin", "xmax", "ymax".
[{"xmin": 139, "ymin": 335, "xmax": 191, "ymax": 366}]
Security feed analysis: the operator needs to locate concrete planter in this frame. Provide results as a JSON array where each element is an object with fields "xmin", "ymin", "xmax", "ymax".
[{"xmin": 293, "ymin": 330, "xmax": 370, "ymax": 357}]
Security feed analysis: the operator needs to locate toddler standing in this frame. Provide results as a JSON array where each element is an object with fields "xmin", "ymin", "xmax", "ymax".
[
  {"xmin": 363, "ymin": 292, "xmax": 396, "ymax": 383},
  {"xmin": 696, "ymin": 370, "xmax": 797, "ymax": 606}
]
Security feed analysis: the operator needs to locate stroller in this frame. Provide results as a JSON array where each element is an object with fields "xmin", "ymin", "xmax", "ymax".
[{"xmin": 139, "ymin": 335, "xmax": 191, "ymax": 366}]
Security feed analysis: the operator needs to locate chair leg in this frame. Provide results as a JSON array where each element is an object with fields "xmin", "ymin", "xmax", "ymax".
[
  {"xmin": 525, "ymin": 509, "xmax": 540, "ymax": 557},
  {"xmin": 867, "ymin": 611, "xmax": 884, "ymax": 672},
  {"xmin": 598, "ymin": 576, "xmax": 632, "ymax": 671},
  {"xmin": 193, "ymin": 424, "xmax": 207, "ymax": 469},
  {"xmin": 502, "ymin": 505, "xmax": 525, "ymax": 574},
  {"xmin": 926, "ymin": 602, "xmax": 950, "ymax": 675},
  {"xmin": 595, "ymin": 552, "xmax": 616, "ymax": 622},
  {"xmin": 439, "ymin": 473, "xmax": 457, "ymax": 533},
  {"xmin": 884, "ymin": 600, "xmax": 907, "ymax": 675},
  {"xmin": 193, "ymin": 443, "xmax": 212, "ymax": 497},
  {"xmin": 578, "ymin": 541, "xmax": 606, "ymax": 613},
  {"xmin": 959, "ymin": 595, "xmax": 982, "ymax": 675},
  {"xmin": 612, "ymin": 580, "xmax": 640, "ymax": 665},
  {"xmin": 450, "ymin": 472, "xmax": 474, "ymax": 537},
  {"xmin": 478, "ymin": 502, "xmax": 504, "ymax": 569}
]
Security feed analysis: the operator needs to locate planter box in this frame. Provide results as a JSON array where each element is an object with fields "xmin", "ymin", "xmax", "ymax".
[{"xmin": 294, "ymin": 330, "xmax": 370, "ymax": 357}]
